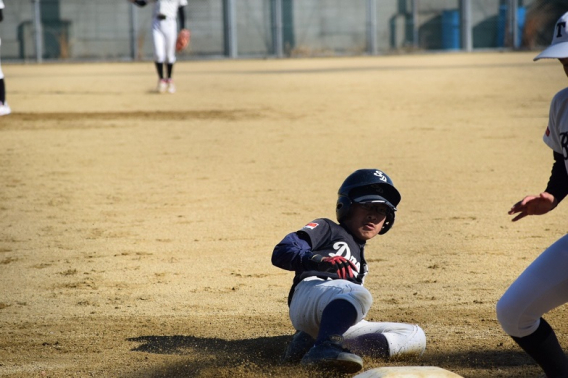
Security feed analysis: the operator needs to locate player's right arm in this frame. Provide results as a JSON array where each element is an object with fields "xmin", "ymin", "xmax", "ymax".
[
  {"xmin": 272, "ymin": 230, "xmax": 357, "ymax": 279},
  {"xmin": 272, "ymin": 232, "xmax": 316, "ymax": 271},
  {"xmin": 509, "ymin": 152, "xmax": 568, "ymax": 221}
]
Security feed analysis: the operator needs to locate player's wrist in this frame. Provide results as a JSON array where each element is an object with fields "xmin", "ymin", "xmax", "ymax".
[{"xmin": 304, "ymin": 253, "xmax": 323, "ymax": 270}]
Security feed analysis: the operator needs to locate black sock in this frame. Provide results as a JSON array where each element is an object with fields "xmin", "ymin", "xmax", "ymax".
[
  {"xmin": 166, "ymin": 63, "xmax": 173, "ymax": 79},
  {"xmin": 155, "ymin": 62, "xmax": 164, "ymax": 79},
  {"xmin": 315, "ymin": 299, "xmax": 357, "ymax": 346},
  {"xmin": 512, "ymin": 318, "xmax": 568, "ymax": 378},
  {"xmin": 0, "ymin": 78, "xmax": 5, "ymax": 104}
]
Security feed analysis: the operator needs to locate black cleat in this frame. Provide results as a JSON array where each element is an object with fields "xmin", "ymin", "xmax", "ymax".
[
  {"xmin": 301, "ymin": 334, "xmax": 363, "ymax": 373},
  {"xmin": 282, "ymin": 330, "xmax": 315, "ymax": 363}
]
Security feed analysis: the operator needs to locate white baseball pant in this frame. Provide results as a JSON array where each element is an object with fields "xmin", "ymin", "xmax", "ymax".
[
  {"xmin": 289, "ymin": 277, "xmax": 426, "ymax": 357},
  {"xmin": 0, "ymin": 38, "xmax": 4, "ymax": 79},
  {"xmin": 152, "ymin": 17, "xmax": 177, "ymax": 64},
  {"xmin": 497, "ymin": 234, "xmax": 568, "ymax": 338}
]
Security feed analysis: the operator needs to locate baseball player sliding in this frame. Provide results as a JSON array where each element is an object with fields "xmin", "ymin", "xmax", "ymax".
[
  {"xmin": 0, "ymin": 0, "xmax": 10, "ymax": 116},
  {"xmin": 272, "ymin": 169, "xmax": 426, "ymax": 374},
  {"xmin": 129, "ymin": 0, "xmax": 189, "ymax": 94},
  {"xmin": 496, "ymin": 11, "xmax": 568, "ymax": 378}
]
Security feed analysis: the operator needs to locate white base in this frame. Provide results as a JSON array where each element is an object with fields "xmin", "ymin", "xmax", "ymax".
[{"xmin": 353, "ymin": 366, "xmax": 463, "ymax": 378}]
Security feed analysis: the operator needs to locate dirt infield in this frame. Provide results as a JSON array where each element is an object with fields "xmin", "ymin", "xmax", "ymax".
[{"xmin": 1, "ymin": 52, "xmax": 567, "ymax": 377}]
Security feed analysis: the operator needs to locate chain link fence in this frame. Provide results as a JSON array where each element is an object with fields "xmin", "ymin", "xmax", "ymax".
[{"xmin": 0, "ymin": 0, "xmax": 563, "ymax": 62}]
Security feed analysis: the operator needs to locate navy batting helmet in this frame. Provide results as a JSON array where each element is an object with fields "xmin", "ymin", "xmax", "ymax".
[{"xmin": 336, "ymin": 169, "xmax": 401, "ymax": 235}]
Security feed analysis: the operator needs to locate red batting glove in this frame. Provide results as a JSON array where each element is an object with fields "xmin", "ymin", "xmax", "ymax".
[{"xmin": 311, "ymin": 254, "xmax": 358, "ymax": 279}]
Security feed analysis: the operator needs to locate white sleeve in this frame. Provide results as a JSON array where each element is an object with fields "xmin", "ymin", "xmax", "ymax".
[
  {"xmin": 543, "ymin": 89, "xmax": 568, "ymax": 155},
  {"xmin": 0, "ymin": 1, "xmax": 5, "ymax": 10}
]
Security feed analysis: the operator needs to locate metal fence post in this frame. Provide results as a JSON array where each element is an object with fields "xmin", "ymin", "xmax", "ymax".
[
  {"xmin": 511, "ymin": 0, "xmax": 519, "ymax": 49},
  {"xmin": 272, "ymin": 0, "xmax": 283, "ymax": 58},
  {"xmin": 504, "ymin": 0, "xmax": 517, "ymax": 49},
  {"xmin": 129, "ymin": 3, "xmax": 138, "ymax": 60},
  {"xmin": 412, "ymin": 0, "xmax": 419, "ymax": 49},
  {"xmin": 366, "ymin": 0, "xmax": 377, "ymax": 55},
  {"xmin": 461, "ymin": 0, "xmax": 472, "ymax": 52},
  {"xmin": 223, "ymin": 0, "xmax": 237, "ymax": 58},
  {"xmin": 32, "ymin": 0, "xmax": 43, "ymax": 63}
]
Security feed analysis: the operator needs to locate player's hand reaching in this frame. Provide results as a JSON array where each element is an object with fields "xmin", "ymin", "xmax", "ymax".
[
  {"xmin": 508, "ymin": 192, "xmax": 558, "ymax": 222},
  {"xmin": 311, "ymin": 254, "xmax": 358, "ymax": 279}
]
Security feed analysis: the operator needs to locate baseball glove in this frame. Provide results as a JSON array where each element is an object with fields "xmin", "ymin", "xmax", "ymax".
[{"xmin": 176, "ymin": 29, "xmax": 191, "ymax": 52}]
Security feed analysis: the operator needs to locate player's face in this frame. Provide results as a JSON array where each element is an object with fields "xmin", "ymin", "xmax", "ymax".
[
  {"xmin": 560, "ymin": 58, "xmax": 568, "ymax": 77},
  {"xmin": 343, "ymin": 202, "xmax": 388, "ymax": 240}
]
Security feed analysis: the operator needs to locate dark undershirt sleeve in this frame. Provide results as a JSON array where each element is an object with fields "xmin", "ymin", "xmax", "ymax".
[
  {"xmin": 545, "ymin": 151, "xmax": 568, "ymax": 204},
  {"xmin": 178, "ymin": 6, "xmax": 186, "ymax": 30}
]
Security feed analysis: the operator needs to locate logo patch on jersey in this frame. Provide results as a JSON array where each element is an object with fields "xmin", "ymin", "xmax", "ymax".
[
  {"xmin": 546, "ymin": 127, "xmax": 550, "ymax": 137},
  {"xmin": 303, "ymin": 222, "xmax": 319, "ymax": 230}
]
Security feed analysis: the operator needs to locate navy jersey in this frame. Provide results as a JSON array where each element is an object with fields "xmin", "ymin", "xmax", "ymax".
[{"xmin": 272, "ymin": 218, "xmax": 369, "ymax": 304}]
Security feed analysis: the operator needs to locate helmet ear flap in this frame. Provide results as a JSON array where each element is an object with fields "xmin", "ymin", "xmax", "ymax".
[
  {"xmin": 336, "ymin": 195, "xmax": 352, "ymax": 223},
  {"xmin": 378, "ymin": 210, "xmax": 395, "ymax": 235}
]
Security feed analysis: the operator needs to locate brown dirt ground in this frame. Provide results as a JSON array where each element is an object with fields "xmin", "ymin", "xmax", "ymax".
[{"xmin": 1, "ymin": 52, "xmax": 567, "ymax": 378}]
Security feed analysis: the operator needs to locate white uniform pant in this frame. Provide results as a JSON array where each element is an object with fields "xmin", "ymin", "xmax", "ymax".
[
  {"xmin": 0, "ymin": 38, "xmax": 4, "ymax": 79},
  {"xmin": 289, "ymin": 277, "xmax": 426, "ymax": 357},
  {"xmin": 497, "ymin": 234, "xmax": 568, "ymax": 338},
  {"xmin": 152, "ymin": 17, "xmax": 177, "ymax": 64}
]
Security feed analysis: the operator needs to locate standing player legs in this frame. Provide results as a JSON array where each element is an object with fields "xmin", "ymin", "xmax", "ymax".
[
  {"xmin": 152, "ymin": 20, "xmax": 168, "ymax": 93},
  {"xmin": 155, "ymin": 62, "xmax": 164, "ymax": 80},
  {"xmin": 0, "ymin": 46, "xmax": 9, "ymax": 116},
  {"xmin": 163, "ymin": 18, "xmax": 177, "ymax": 93},
  {"xmin": 166, "ymin": 63, "xmax": 175, "ymax": 93},
  {"xmin": 496, "ymin": 234, "xmax": 568, "ymax": 377}
]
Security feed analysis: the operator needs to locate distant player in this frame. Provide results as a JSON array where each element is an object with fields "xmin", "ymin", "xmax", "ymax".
[
  {"xmin": 129, "ymin": 0, "xmax": 188, "ymax": 94},
  {"xmin": 272, "ymin": 169, "xmax": 426, "ymax": 374},
  {"xmin": 0, "ymin": 0, "xmax": 10, "ymax": 116},
  {"xmin": 496, "ymin": 11, "xmax": 568, "ymax": 378}
]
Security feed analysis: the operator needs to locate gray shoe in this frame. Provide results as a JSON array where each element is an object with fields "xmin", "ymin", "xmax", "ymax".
[
  {"xmin": 301, "ymin": 334, "xmax": 363, "ymax": 373},
  {"xmin": 282, "ymin": 330, "xmax": 315, "ymax": 363}
]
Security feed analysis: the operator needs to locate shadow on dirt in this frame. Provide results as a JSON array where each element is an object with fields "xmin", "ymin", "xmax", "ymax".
[
  {"xmin": 124, "ymin": 335, "xmax": 537, "ymax": 378},
  {"xmin": 127, "ymin": 334, "xmax": 290, "ymax": 360}
]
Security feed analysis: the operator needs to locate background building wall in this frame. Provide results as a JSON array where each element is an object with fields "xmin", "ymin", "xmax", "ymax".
[{"xmin": 0, "ymin": 0, "xmax": 554, "ymax": 62}]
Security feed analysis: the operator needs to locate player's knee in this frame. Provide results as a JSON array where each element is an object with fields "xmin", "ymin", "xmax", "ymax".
[
  {"xmin": 385, "ymin": 324, "xmax": 426, "ymax": 358},
  {"xmin": 495, "ymin": 295, "xmax": 535, "ymax": 337},
  {"xmin": 496, "ymin": 295, "xmax": 515, "ymax": 334},
  {"xmin": 337, "ymin": 287, "xmax": 373, "ymax": 320}
]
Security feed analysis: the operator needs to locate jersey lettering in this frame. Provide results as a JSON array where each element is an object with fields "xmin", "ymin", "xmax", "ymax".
[
  {"xmin": 560, "ymin": 132, "xmax": 568, "ymax": 160},
  {"xmin": 330, "ymin": 241, "xmax": 361, "ymax": 273}
]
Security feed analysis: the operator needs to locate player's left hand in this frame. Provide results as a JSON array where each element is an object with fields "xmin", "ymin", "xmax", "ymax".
[
  {"xmin": 176, "ymin": 29, "xmax": 191, "ymax": 52},
  {"xmin": 326, "ymin": 256, "xmax": 358, "ymax": 279},
  {"xmin": 508, "ymin": 192, "xmax": 557, "ymax": 222},
  {"xmin": 311, "ymin": 254, "xmax": 358, "ymax": 279}
]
